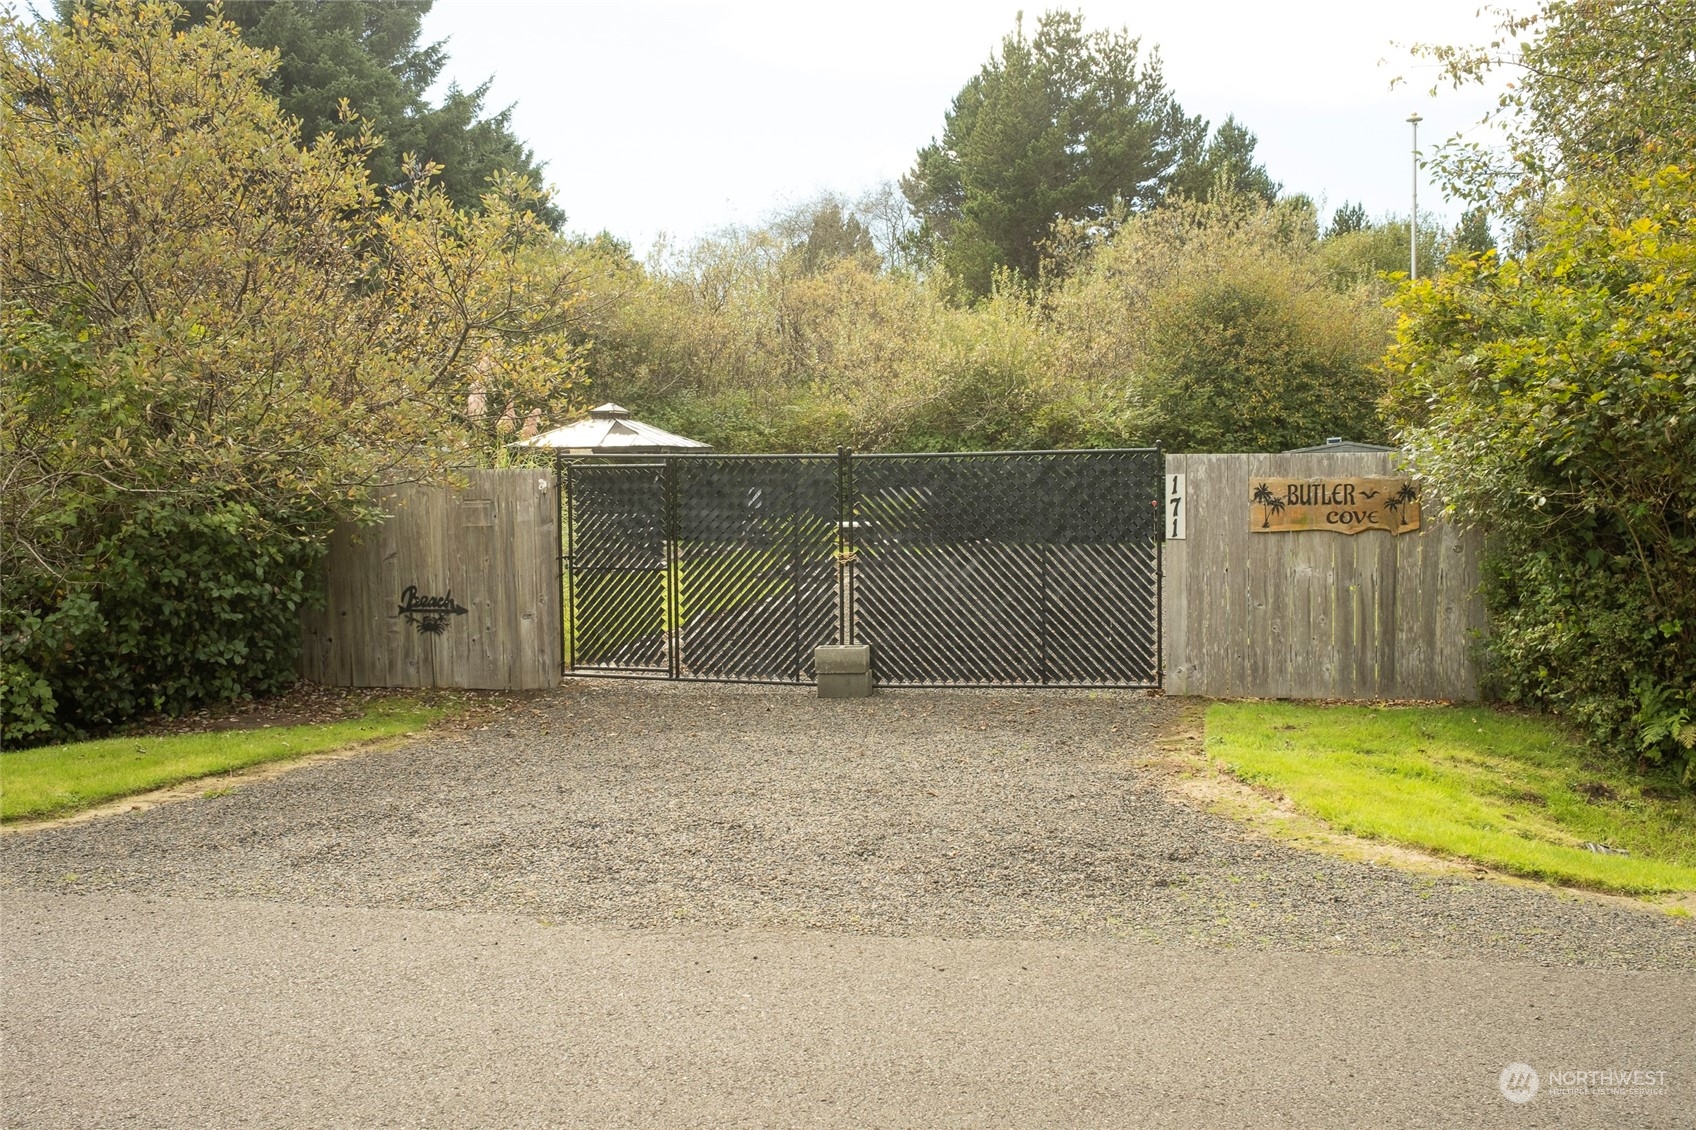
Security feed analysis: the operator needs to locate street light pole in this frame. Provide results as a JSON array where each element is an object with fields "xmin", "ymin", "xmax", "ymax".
[{"xmin": 1407, "ymin": 113, "xmax": 1423, "ymax": 280}]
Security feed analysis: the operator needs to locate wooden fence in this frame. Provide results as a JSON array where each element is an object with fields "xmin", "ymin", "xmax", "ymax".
[
  {"xmin": 1161, "ymin": 453, "xmax": 1484, "ymax": 701},
  {"xmin": 300, "ymin": 454, "xmax": 1485, "ymax": 701},
  {"xmin": 300, "ymin": 469, "xmax": 561, "ymax": 690}
]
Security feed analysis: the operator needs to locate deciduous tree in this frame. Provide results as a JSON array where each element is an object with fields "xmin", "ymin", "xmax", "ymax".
[
  {"xmin": 1412, "ymin": 0, "xmax": 1696, "ymax": 209},
  {"xmin": 1, "ymin": 1, "xmax": 584, "ymax": 740},
  {"xmin": 1385, "ymin": 167, "xmax": 1696, "ymax": 774}
]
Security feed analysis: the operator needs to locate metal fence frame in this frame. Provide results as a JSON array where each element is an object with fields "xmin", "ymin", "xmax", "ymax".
[
  {"xmin": 843, "ymin": 448, "xmax": 1163, "ymax": 689},
  {"xmin": 558, "ymin": 448, "xmax": 1163, "ymax": 689},
  {"xmin": 558, "ymin": 452, "xmax": 841, "ymax": 685}
]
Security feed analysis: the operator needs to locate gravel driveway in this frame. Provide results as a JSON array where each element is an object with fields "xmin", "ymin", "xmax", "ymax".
[{"xmin": 3, "ymin": 681, "xmax": 1691, "ymax": 968}]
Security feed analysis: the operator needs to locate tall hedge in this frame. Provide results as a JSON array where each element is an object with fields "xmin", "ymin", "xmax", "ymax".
[
  {"xmin": 1, "ymin": 503, "xmax": 322, "ymax": 743},
  {"xmin": 1386, "ymin": 167, "xmax": 1696, "ymax": 778}
]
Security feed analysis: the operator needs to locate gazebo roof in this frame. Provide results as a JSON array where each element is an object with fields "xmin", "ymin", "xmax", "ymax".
[
  {"xmin": 1282, "ymin": 437, "xmax": 1397, "ymax": 454},
  {"xmin": 512, "ymin": 403, "xmax": 710, "ymax": 453}
]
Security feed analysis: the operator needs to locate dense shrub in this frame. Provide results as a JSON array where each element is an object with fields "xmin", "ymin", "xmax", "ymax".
[
  {"xmin": 1386, "ymin": 167, "xmax": 1696, "ymax": 777},
  {"xmin": 582, "ymin": 194, "xmax": 1394, "ymax": 454},
  {"xmin": 1, "ymin": 504, "xmax": 322, "ymax": 744}
]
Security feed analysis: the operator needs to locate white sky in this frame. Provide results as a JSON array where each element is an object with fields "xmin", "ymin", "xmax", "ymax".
[{"xmin": 419, "ymin": 0, "xmax": 1509, "ymax": 252}]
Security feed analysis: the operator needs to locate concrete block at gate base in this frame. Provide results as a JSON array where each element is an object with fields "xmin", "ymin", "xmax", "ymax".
[{"xmin": 815, "ymin": 645, "xmax": 873, "ymax": 698}]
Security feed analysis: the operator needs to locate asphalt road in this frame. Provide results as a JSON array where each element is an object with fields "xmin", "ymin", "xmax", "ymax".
[
  {"xmin": 3, "ymin": 683, "xmax": 1693, "ymax": 1127},
  {"xmin": 3, "ymin": 890, "xmax": 1691, "ymax": 1129}
]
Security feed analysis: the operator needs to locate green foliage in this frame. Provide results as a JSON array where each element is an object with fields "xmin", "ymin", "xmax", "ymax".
[
  {"xmin": 578, "ymin": 192, "xmax": 1390, "ymax": 455},
  {"xmin": 1413, "ymin": 0, "xmax": 1696, "ymax": 214},
  {"xmin": 1046, "ymin": 195, "xmax": 1393, "ymax": 451},
  {"xmin": 2, "ymin": 3, "xmax": 584, "ymax": 744},
  {"xmin": 1316, "ymin": 216, "xmax": 1446, "ymax": 293},
  {"xmin": 1133, "ymin": 258, "xmax": 1389, "ymax": 452},
  {"xmin": 1385, "ymin": 165, "xmax": 1696, "ymax": 777},
  {"xmin": 1328, "ymin": 200, "xmax": 1367, "ymax": 236},
  {"xmin": 900, "ymin": 10, "xmax": 1274, "ymax": 297},
  {"xmin": 1450, "ymin": 207, "xmax": 1496, "ymax": 256},
  {"xmin": 157, "ymin": 0, "xmax": 563, "ymax": 226},
  {"xmin": 2, "ymin": 502, "xmax": 323, "ymax": 743},
  {"xmin": 775, "ymin": 197, "xmax": 880, "ymax": 276},
  {"xmin": 1167, "ymin": 115, "xmax": 1281, "ymax": 205}
]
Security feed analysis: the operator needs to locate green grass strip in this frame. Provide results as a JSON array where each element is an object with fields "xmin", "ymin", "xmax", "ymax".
[
  {"xmin": 1, "ymin": 698, "xmax": 451, "ymax": 823},
  {"xmin": 1206, "ymin": 701, "xmax": 1696, "ymax": 894}
]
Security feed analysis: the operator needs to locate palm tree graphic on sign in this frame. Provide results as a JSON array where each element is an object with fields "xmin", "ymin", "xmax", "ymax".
[
  {"xmin": 1251, "ymin": 482, "xmax": 1286, "ymax": 529},
  {"xmin": 1383, "ymin": 482, "xmax": 1420, "ymax": 526}
]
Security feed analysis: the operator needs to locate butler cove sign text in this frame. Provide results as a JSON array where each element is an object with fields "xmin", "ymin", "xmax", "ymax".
[{"xmin": 1249, "ymin": 478, "xmax": 1422, "ymax": 535}]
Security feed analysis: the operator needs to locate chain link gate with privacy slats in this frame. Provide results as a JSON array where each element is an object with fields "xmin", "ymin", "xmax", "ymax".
[
  {"xmin": 561, "ymin": 456, "xmax": 841, "ymax": 681},
  {"xmin": 844, "ymin": 450, "xmax": 1162, "ymax": 686},
  {"xmin": 559, "ymin": 449, "xmax": 1162, "ymax": 687}
]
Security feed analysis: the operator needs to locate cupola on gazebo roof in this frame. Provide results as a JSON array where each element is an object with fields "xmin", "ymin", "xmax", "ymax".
[{"xmin": 512, "ymin": 403, "xmax": 710, "ymax": 454}]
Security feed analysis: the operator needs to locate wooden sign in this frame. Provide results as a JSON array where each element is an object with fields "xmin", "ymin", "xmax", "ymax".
[{"xmin": 1249, "ymin": 477, "xmax": 1421, "ymax": 535}]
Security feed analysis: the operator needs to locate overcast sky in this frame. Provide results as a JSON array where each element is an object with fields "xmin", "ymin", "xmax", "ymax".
[{"xmin": 419, "ymin": 0, "xmax": 1508, "ymax": 253}]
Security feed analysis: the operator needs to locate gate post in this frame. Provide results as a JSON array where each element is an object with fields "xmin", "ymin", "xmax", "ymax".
[
  {"xmin": 1155, "ymin": 443, "xmax": 1165, "ymax": 691},
  {"xmin": 663, "ymin": 456, "xmax": 680, "ymax": 679},
  {"xmin": 836, "ymin": 446, "xmax": 855, "ymax": 647},
  {"xmin": 556, "ymin": 453, "xmax": 570, "ymax": 676}
]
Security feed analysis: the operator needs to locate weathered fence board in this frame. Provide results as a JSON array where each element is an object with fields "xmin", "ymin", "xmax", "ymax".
[
  {"xmin": 300, "ymin": 469, "xmax": 561, "ymax": 690},
  {"xmin": 1162, "ymin": 453, "xmax": 1483, "ymax": 701}
]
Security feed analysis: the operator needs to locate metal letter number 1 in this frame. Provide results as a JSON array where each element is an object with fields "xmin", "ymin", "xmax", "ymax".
[{"xmin": 1165, "ymin": 474, "xmax": 1186, "ymax": 540}]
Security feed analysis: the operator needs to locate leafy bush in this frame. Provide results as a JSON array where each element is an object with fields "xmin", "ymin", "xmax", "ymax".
[
  {"xmin": 1, "ymin": 503, "xmax": 322, "ymax": 744},
  {"xmin": 584, "ymin": 193, "xmax": 1393, "ymax": 454},
  {"xmin": 1045, "ymin": 195, "xmax": 1394, "ymax": 451},
  {"xmin": 1128, "ymin": 254, "xmax": 1390, "ymax": 452},
  {"xmin": 1315, "ymin": 220, "xmax": 1445, "ymax": 293},
  {"xmin": 0, "ymin": 5, "xmax": 584, "ymax": 744},
  {"xmin": 1386, "ymin": 166, "xmax": 1696, "ymax": 777}
]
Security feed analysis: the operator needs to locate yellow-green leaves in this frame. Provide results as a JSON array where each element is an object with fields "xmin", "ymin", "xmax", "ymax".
[
  {"xmin": 1383, "ymin": 166, "xmax": 1696, "ymax": 774},
  {"xmin": 1, "ymin": 2, "xmax": 587, "ymax": 742}
]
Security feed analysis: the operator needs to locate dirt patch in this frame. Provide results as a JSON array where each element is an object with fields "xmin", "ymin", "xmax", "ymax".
[
  {"xmin": 109, "ymin": 683, "xmax": 405, "ymax": 738},
  {"xmin": 1576, "ymin": 780, "xmax": 1619, "ymax": 803},
  {"xmin": 107, "ymin": 682, "xmax": 525, "ymax": 740}
]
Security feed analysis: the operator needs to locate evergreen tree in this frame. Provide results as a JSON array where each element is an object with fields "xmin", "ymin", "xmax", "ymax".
[
  {"xmin": 63, "ymin": 0, "xmax": 564, "ymax": 227},
  {"xmin": 1169, "ymin": 116, "xmax": 1280, "ymax": 204},
  {"xmin": 1328, "ymin": 200, "xmax": 1367, "ymax": 236},
  {"xmin": 902, "ymin": 11, "xmax": 1273, "ymax": 297},
  {"xmin": 1450, "ymin": 207, "xmax": 1497, "ymax": 256}
]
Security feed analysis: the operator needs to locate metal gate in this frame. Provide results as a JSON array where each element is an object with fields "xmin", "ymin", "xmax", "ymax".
[
  {"xmin": 846, "ymin": 450, "xmax": 1161, "ymax": 686},
  {"xmin": 562, "ymin": 461, "xmax": 670, "ymax": 674},
  {"xmin": 560, "ymin": 449, "xmax": 1161, "ymax": 687},
  {"xmin": 561, "ymin": 455, "xmax": 840, "ymax": 681}
]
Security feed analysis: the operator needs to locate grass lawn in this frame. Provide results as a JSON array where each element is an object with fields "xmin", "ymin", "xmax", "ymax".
[
  {"xmin": 1206, "ymin": 701, "xmax": 1696, "ymax": 895},
  {"xmin": 1, "ymin": 697, "xmax": 453, "ymax": 823}
]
